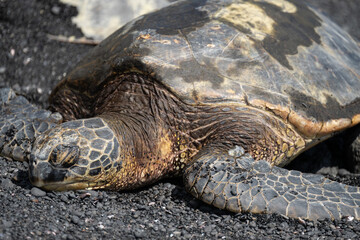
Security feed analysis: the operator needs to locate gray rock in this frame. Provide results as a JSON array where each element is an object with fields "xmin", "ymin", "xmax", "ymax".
[
  {"xmin": 134, "ymin": 229, "xmax": 146, "ymax": 238},
  {"xmin": 0, "ymin": 67, "xmax": 6, "ymax": 74},
  {"xmin": 30, "ymin": 187, "xmax": 46, "ymax": 197},
  {"xmin": 51, "ymin": 5, "xmax": 61, "ymax": 15}
]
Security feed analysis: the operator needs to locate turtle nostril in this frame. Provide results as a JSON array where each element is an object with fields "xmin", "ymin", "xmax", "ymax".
[{"xmin": 49, "ymin": 144, "xmax": 80, "ymax": 168}]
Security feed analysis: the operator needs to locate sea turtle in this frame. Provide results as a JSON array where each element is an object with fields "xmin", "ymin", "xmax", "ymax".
[{"xmin": 1, "ymin": 0, "xmax": 360, "ymax": 220}]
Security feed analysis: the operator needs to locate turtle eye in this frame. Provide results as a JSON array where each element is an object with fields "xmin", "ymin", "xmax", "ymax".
[{"xmin": 49, "ymin": 144, "xmax": 79, "ymax": 168}]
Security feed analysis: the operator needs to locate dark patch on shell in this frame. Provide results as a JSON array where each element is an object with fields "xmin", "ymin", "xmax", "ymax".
[
  {"xmin": 287, "ymin": 88, "xmax": 360, "ymax": 121},
  {"xmin": 255, "ymin": 0, "xmax": 322, "ymax": 70},
  {"xmin": 175, "ymin": 60, "xmax": 224, "ymax": 88},
  {"xmin": 218, "ymin": 0, "xmax": 322, "ymax": 70},
  {"xmin": 112, "ymin": 58, "xmax": 151, "ymax": 75},
  {"xmin": 130, "ymin": 0, "xmax": 209, "ymax": 36}
]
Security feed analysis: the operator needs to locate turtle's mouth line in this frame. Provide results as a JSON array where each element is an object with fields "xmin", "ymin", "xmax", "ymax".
[
  {"xmin": 29, "ymin": 161, "xmax": 110, "ymax": 191},
  {"xmin": 29, "ymin": 158, "xmax": 105, "ymax": 191},
  {"xmin": 31, "ymin": 178, "xmax": 99, "ymax": 191}
]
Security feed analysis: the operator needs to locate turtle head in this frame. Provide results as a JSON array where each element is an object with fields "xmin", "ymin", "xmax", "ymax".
[{"xmin": 29, "ymin": 117, "xmax": 120, "ymax": 191}]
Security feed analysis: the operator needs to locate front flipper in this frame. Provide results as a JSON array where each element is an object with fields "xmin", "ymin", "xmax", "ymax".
[
  {"xmin": 0, "ymin": 88, "xmax": 62, "ymax": 161},
  {"xmin": 184, "ymin": 145, "xmax": 360, "ymax": 220}
]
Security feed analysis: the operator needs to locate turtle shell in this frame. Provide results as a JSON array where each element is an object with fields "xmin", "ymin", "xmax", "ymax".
[{"xmin": 51, "ymin": 0, "xmax": 360, "ymax": 138}]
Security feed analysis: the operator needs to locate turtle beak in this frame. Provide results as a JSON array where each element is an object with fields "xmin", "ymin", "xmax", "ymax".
[
  {"xmin": 29, "ymin": 154, "xmax": 93, "ymax": 191},
  {"xmin": 29, "ymin": 155, "xmax": 67, "ymax": 188}
]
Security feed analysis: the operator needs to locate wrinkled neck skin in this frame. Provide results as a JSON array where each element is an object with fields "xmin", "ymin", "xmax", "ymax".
[
  {"xmin": 98, "ymin": 111, "xmax": 188, "ymax": 190},
  {"xmin": 73, "ymin": 73, "xmax": 198, "ymax": 190},
  {"xmin": 51, "ymin": 73, "xmax": 305, "ymax": 190}
]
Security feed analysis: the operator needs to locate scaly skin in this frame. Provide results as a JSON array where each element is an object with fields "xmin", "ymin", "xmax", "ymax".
[
  {"xmin": 184, "ymin": 145, "xmax": 360, "ymax": 220},
  {"xmin": 0, "ymin": 88, "xmax": 62, "ymax": 162}
]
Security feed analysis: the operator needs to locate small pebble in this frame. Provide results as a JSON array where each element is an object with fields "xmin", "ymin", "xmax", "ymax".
[
  {"xmin": 134, "ymin": 229, "xmax": 146, "ymax": 238},
  {"xmin": 71, "ymin": 216, "xmax": 80, "ymax": 225},
  {"xmin": 204, "ymin": 225, "xmax": 212, "ymax": 233},
  {"xmin": 87, "ymin": 190, "xmax": 99, "ymax": 198},
  {"xmin": 172, "ymin": 231, "xmax": 181, "ymax": 237},
  {"xmin": 31, "ymin": 187, "xmax": 46, "ymax": 197},
  {"xmin": 249, "ymin": 221, "xmax": 257, "ymax": 228},
  {"xmin": 338, "ymin": 168, "xmax": 351, "ymax": 176},
  {"xmin": 60, "ymin": 195, "xmax": 69, "ymax": 203},
  {"xmin": 51, "ymin": 5, "xmax": 61, "ymax": 15},
  {"xmin": 280, "ymin": 222, "xmax": 289, "ymax": 229}
]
